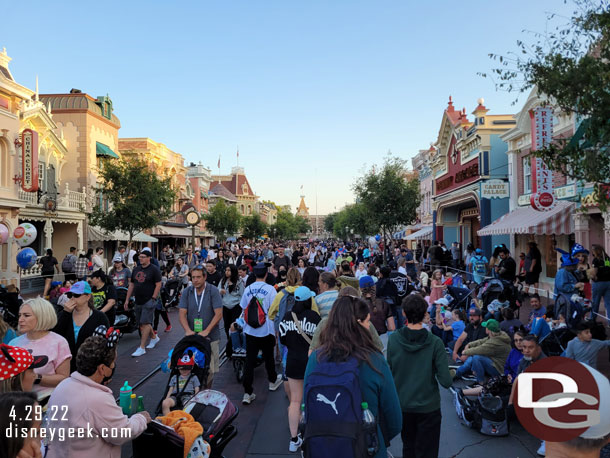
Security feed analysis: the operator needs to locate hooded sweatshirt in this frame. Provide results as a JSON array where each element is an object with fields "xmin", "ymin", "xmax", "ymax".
[
  {"xmin": 387, "ymin": 327, "xmax": 453, "ymax": 413},
  {"xmin": 462, "ymin": 331, "xmax": 512, "ymax": 373}
]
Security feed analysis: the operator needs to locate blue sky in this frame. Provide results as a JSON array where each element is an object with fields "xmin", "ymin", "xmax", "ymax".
[{"xmin": 3, "ymin": 0, "xmax": 574, "ymax": 214}]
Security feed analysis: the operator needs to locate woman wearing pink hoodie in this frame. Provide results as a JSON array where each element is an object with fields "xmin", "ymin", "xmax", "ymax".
[{"xmin": 45, "ymin": 327, "xmax": 150, "ymax": 457}]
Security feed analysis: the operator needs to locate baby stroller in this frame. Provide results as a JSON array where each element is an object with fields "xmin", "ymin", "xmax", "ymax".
[
  {"xmin": 552, "ymin": 293, "xmax": 589, "ymax": 327},
  {"xmin": 162, "ymin": 278, "xmax": 184, "ymax": 308},
  {"xmin": 480, "ymin": 279, "xmax": 504, "ymax": 309},
  {"xmin": 156, "ymin": 335, "xmax": 212, "ymax": 414},
  {"xmin": 113, "ymin": 287, "xmax": 138, "ymax": 334},
  {"xmin": 0, "ymin": 285, "xmax": 22, "ymax": 328},
  {"xmin": 539, "ymin": 327, "xmax": 576, "ymax": 357},
  {"xmin": 446, "ymin": 285, "xmax": 472, "ymax": 311}
]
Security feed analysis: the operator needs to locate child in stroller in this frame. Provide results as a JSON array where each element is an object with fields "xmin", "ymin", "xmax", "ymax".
[{"xmin": 162, "ymin": 350, "xmax": 201, "ymax": 415}]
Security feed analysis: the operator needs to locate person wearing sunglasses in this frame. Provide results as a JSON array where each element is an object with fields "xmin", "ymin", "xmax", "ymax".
[{"xmin": 53, "ymin": 281, "xmax": 109, "ymax": 373}]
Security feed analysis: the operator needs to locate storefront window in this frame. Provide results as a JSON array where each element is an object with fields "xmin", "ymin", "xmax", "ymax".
[
  {"xmin": 38, "ymin": 161, "xmax": 46, "ymax": 192},
  {"xmin": 523, "ymin": 157, "xmax": 531, "ymax": 194}
]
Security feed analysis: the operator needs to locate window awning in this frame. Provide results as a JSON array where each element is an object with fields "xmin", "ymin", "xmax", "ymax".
[
  {"xmin": 96, "ymin": 142, "xmax": 119, "ymax": 159},
  {"xmin": 406, "ymin": 226, "xmax": 433, "ymax": 240},
  {"xmin": 153, "ymin": 225, "xmax": 193, "ymax": 238},
  {"xmin": 393, "ymin": 230, "xmax": 406, "ymax": 240},
  {"xmin": 87, "ymin": 226, "xmax": 158, "ymax": 243},
  {"xmin": 477, "ymin": 200, "xmax": 575, "ymax": 236}
]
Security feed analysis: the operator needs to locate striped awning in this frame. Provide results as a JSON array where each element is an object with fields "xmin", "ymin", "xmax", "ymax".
[
  {"xmin": 477, "ymin": 200, "xmax": 575, "ymax": 236},
  {"xmin": 393, "ymin": 230, "xmax": 406, "ymax": 239},
  {"xmin": 406, "ymin": 226, "xmax": 433, "ymax": 240},
  {"xmin": 153, "ymin": 225, "xmax": 193, "ymax": 238}
]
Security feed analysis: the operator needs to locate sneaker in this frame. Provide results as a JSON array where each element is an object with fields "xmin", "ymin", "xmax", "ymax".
[
  {"xmin": 131, "ymin": 347, "xmax": 146, "ymax": 357},
  {"xmin": 242, "ymin": 393, "xmax": 256, "ymax": 405},
  {"xmin": 537, "ymin": 441, "xmax": 545, "ymax": 456},
  {"xmin": 289, "ymin": 435, "xmax": 303, "ymax": 452},
  {"xmin": 146, "ymin": 335, "xmax": 160, "ymax": 349},
  {"xmin": 269, "ymin": 374, "xmax": 283, "ymax": 391},
  {"xmin": 164, "ymin": 325, "xmax": 172, "ymax": 332}
]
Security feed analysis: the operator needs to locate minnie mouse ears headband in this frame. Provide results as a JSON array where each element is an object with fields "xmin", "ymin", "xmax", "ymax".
[
  {"xmin": 0, "ymin": 344, "xmax": 48, "ymax": 381},
  {"xmin": 93, "ymin": 326, "xmax": 121, "ymax": 348}
]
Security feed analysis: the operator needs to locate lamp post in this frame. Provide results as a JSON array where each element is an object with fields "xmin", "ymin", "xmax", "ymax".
[{"xmin": 345, "ymin": 226, "xmax": 348, "ymax": 241}]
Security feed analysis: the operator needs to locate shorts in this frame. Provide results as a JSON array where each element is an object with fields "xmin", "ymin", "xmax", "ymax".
[
  {"xmin": 525, "ymin": 271, "xmax": 540, "ymax": 285},
  {"xmin": 209, "ymin": 340, "xmax": 220, "ymax": 374},
  {"xmin": 135, "ymin": 299, "xmax": 155, "ymax": 325},
  {"xmin": 41, "ymin": 271, "xmax": 55, "ymax": 279},
  {"xmin": 285, "ymin": 355, "xmax": 308, "ymax": 380}
]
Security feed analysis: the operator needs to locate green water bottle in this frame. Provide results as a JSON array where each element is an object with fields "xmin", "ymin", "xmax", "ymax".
[
  {"xmin": 137, "ymin": 396, "xmax": 145, "ymax": 412},
  {"xmin": 119, "ymin": 381, "xmax": 132, "ymax": 415}
]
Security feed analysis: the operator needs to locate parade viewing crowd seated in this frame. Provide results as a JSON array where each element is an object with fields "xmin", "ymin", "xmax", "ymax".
[{"xmin": 0, "ymin": 238, "xmax": 609, "ymax": 458}]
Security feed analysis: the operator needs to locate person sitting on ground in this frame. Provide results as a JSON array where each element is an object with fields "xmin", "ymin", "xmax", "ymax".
[
  {"xmin": 453, "ymin": 319, "xmax": 511, "ymax": 384},
  {"xmin": 0, "ymin": 344, "xmax": 48, "ymax": 394},
  {"xmin": 46, "ymin": 330, "xmax": 151, "ymax": 457},
  {"xmin": 565, "ymin": 321, "xmax": 610, "ymax": 370},
  {"xmin": 499, "ymin": 307, "xmax": 523, "ymax": 339},
  {"xmin": 527, "ymin": 293, "xmax": 546, "ymax": 325},
  {"xmin": 305, "ymin": 295, "xmax": 402, "ymax": 458},
  {"xmin": 451, "ymin": 308, "xmax": 486, "ymax": 362},
  {"xmin": 162, "ymin": 351, "xmax": 200, "ymax": 415},
  {"xmin": 486, "ymin": 291, "xmax": 509, "ymax": 321},
  {"xmin": 49, "ymin": 281, "xmax": 62, "ymax": 305},
  {"xmin": 9, "ymin": 298, "xmax": 71, "ymax": 397},
  {"xmin": 435, "ymin": 308, "xmax": 465, "ymax": 350},
  {"xmin": 387, "ymin": 294, "xmax": 453, "ymax": 458}
]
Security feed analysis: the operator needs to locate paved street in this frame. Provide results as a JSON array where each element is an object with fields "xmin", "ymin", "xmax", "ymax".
[{"xmin": 107, "ymin": 300, "xmax": 607, "ymax": 458}]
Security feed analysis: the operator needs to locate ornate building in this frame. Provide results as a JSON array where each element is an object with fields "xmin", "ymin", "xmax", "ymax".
[{"xmin": 211, "ymin": 166, "xmax": 259, "ymax": 216}]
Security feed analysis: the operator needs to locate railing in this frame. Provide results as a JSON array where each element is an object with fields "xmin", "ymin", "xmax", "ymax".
[
  {"xmin": 20, "ymin": 257, "xmax": 42, "ymax": 278},
  {"xmin": 18, "ymin": 182, "xmax": 88, "ymax": 212}
]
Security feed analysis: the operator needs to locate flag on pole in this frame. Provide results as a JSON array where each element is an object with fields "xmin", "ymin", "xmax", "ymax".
[
  {"xmin": 218, "ymin": 156, "xmax": 220, "ymax": 169},
  {"xmin": 300, "ymin": 184, "xmax": 303, "ymax": 190}
]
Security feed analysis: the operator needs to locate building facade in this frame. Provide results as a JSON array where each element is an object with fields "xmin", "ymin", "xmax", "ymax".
[
  {"xmin": 211, "ymin": 166, "xmax": 258, "ymax": 216},
  {"xmin": 431, "ymin": 97, "xmax": 515, "ymax": 255},
  {"xmin": 186, "ymin": 162, "xmax": 213, "ymax": 245}
]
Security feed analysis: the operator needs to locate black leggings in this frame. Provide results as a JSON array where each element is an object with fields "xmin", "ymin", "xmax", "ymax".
[
  {"xmin": 153, "ymin": 308, "xmax": 171, "ymax": 331},
  {"xmin": 222, "ymin": 306, "xmax": 243, "ymax": 358}
]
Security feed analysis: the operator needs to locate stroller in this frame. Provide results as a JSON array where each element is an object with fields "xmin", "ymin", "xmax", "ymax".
[
  {"xmin": 162, "ymin": 278, "xmax": 184, "ymax": 308},
  {"xmin": 0, "ymin": 285, "xmax": 22, "ymax": 328},
  {"xmin": 539, "ymin": 327, "xmax": 576, "ymax": 357},
  {"xmin": 113, "ymin": 287, "xmax": 138, "ymax": 334},
  {"xmin": 552, "ymin": 293, "xmax": 589, "ymax": 328},
  {"xmin": 446, "ymin": 285, "xmax": 472, "ymax": 311}
]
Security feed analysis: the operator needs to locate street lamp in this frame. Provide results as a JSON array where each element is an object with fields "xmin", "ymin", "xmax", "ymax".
[{"xmin": 345, "ymin": 226, "xmax": 348, "ymax": 241}]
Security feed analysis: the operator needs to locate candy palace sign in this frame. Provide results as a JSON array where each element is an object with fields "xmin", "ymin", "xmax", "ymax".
[
  {"xmin": 481, "ymin": 179, "xmax": 509, "ymax": 199},
  {"xmin": 21, "ymin": 129, "xmax": 39, "ymax": 193}
]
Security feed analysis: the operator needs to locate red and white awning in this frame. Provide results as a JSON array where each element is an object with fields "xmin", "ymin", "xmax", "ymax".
[{"xmin": 477, "ymin": 200, "xmax": 575, "ymax": 236}]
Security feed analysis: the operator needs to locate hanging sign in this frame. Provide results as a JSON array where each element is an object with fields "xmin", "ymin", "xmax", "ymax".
[
  {"xmin": 21, "ymin": 129, "xmax": 39, "ymax": 193},
  {"xmin": 481, "ymin": 179, "xmax": 509, "ymax": 199},
  {"xmin": 529, "ymin": 107, "xmax": 555, "ymax": 211}
]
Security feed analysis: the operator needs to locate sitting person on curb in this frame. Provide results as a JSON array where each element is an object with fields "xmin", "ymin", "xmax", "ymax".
[
  {"xmin": 453, "ymin": 319, "xmax": 511, "ymax": 384},
  {"xmin": 565, "ymin": 321, "xmax": 610, "ymax": 370},
  {"xmin": 451, "ymin": 308, "xmax": 486, "ymax": 362}
]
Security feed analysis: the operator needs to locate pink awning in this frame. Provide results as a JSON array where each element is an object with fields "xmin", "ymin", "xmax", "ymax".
[{"xmin": 477, "ymin": 200, "xmax": 575, "ymax": 236}]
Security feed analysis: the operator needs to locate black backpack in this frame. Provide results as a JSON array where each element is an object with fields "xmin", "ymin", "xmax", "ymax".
[{"xmin": 61, "ymin": 255, "xmax": 74, "ymax": 273}]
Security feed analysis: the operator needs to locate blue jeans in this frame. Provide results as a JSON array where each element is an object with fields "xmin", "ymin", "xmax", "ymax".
[
  {"xmin": 484, "ymin": 311, "xmax": 501, "ymax": 321},
  {"xmin": 456, "ymin": 355, "xmax": 499, "ymax": 383},
  {"xmin": 230, "ymin": 330, "xmax": 245, "ymax": 352},
  {"xmin": 592, "ymin": 280, "xmax": 610, "ymax": 317}
]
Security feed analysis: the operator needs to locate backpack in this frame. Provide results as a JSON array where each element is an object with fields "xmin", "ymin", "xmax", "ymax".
[
  {"xmin": 453, "ymin": 390, "xmax": 509, "ymax": 437},
  {"xmin": 302, "ymin": 357, "xmax": 369, "ymax": 458},
  {"xmin": 273, "ymin": 291, "xmax": 295, "ymax": 331},
  {"xmin": 245, "ymin": 295, "xmax": 266, "ymax": 328},
  {"xmin": 61, "ymin": 255, "xmax": 74, "ymax": 273},
  {"xmin": 473, "ymin": 256, "xmax": 486, "ymax": 276}
]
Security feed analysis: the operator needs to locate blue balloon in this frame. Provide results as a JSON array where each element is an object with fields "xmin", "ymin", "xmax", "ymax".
[
  {"xmin": 17, "ymin": 248, "xmax": 37, "ymax": 269},
  {"xmin": 375, "ymin": 234, "xmax": 381, "ymax": 241}
]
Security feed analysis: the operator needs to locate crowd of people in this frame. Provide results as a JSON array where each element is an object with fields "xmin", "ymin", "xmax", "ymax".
[{"xmin": 0, "ymin": 237, "xmax": 609, "ymax": 458}]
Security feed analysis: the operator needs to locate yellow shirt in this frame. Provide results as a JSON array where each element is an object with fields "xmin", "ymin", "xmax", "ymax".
[{"xmin": 268, "ymin": 285, "xmax": 319, "ymax": 321}]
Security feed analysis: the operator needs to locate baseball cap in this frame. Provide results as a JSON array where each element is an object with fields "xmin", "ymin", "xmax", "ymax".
[
  {"xmin": 470, "ymin": 307, "xmax": 482, "ymax": 316},
  {"xmin": 475, "ymin": 248, "xmax": 483, "ymax": 254},
  {"xmin": 482, "ymin": 319, "xmax": 500, "ymax": 332},
  {"xmin": 252, "ymin": 262, "xmax": 270, "ymax": 276},
  {"xmin": 177, "ymin": 352, "xmax": 195, "ymax": 369},
  {"xmin": 51, "ymin": 281, "xmax": 62, "ymax": 288},
  {"xmin": 295, "ymin": 286, "xmax": 316, "ymax": 301},
  {"xmin": 243, "ymin": 245, "xmax": 251, "ymax": 250},
  {"xmin": 434, "ymin": 297, "xmax": 450, "ymax": 307},
  {"xmin": 112, "ymin": 254, "xmax": 123, "ymax": 263},
  {"xmin": 359, "ymin": 276, "xmax": 375, "ymax": 289},
  {"xmin": 69, "ymin": 281, "xmax": 92, "ymax": 295},
  {"xmin": 0, "ymin": 344, "xmax": 48, "ymax": 381},
  {"xmin": 141, "ymin": 247, "xmax": 152, "ymax": 257}
]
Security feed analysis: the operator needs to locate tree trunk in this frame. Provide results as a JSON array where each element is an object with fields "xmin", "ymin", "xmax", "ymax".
[{"xmin": 382, "ymin": 226, "xmax": 387, "ymax": 266}]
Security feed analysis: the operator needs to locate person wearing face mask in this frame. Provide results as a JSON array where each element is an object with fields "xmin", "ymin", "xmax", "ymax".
[{"xmin": 46, "ymin": 327, "xmax": 151, "ymax": 458}]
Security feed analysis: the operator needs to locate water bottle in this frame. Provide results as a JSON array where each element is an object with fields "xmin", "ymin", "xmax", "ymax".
[
  {"xmin": 130, "ymin": 393, "xmax": 137, "ymax": 415},
  {"xmin": 361, "ymin": 402, "xmax": 378, "ymax": 456},
  {"xmin": 298, "ymin": 403, "xmax": 306, "ymax": 437},
  {"xmin": 137, "ymin": 396, "xmax": 145, "ymax": 413},
  {"xmin": 119, "ymin": 381, "xmax": 132, "ymax": 414}
]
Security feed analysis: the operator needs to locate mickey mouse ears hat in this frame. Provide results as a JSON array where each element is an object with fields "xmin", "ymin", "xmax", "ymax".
[
  {"xmin": 177, "ymin": 351, "xmax": 195, "ymax": 368},
  {"xmin": 0, "ymin": 344, "xmax": 48, "ymax": 381}
]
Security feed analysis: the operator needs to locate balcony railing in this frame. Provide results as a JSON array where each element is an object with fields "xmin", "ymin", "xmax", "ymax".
[{"xmin": 19, "ymin": 182, "xmax": 89, "ymax": 212}]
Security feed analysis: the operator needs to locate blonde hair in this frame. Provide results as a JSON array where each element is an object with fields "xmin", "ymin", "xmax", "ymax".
[
  {"xmin": 0, "ymin": 315, "xmax": 12, "ymax": 342},
  {"xmin": 286, "ymin": 267, "xmax": 302, "ymax": 287},
  {"xmin": 21, "ymin": 297, "xmax": 57, "ymax": 331},
  {"xmin": 433, "ymin": 269, "xmax": 443, "ymax": 280}
]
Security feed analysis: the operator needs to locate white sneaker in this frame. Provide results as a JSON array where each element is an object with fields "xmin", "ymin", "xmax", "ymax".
[
  {"xmin": 289, "ymin": 435, "xmax": 303, "ymax": 452},
  {"xmin": 131, "ymin": 347, "xmax": 146, "ymax": 357},
  {"xmin": 146, "ymin": 336, "xmax": 160, "ymax": 349},
  {"xmin": 537, "ymin": 441, "xmax": 545, "ymax": 456},
  {"xmin": 269, "ymin": 374, "xmax": 283, "ymax": 391},
  {"xmin": 242, "ymin": 393, "xmax": 256, "ymax": 405}
]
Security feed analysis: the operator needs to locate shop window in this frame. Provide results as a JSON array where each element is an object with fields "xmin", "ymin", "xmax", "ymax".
[
  {"xmin": 240, "ymin": 204, "xmax": 245, "ymax": 215},
  {"xmin": 0, "ymin": 139, "xmax": 7, "ymax": 187},
  {"xmin": 38, "ymin": 161, "xmax": 46, "ymax": 192},
  {"xmin": 523, "ymin": 157, "xmax": 532, "ymax": 194}
]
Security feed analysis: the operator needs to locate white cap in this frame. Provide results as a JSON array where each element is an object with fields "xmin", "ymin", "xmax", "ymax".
[
  {"xmin": 243, "ymin": 245, "xmax": 250, "ymax": 249},
  {"xmin": 434, "ymin": 298, "xmax": 450, "ymax": 307}
]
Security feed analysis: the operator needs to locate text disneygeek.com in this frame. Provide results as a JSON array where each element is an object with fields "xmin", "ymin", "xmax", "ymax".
[{"xmin": 6, "ymin": 423, "xmax": 132, "ymax": 441}]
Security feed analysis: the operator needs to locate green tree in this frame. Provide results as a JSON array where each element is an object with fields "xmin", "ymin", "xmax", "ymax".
[
  {"xmin": 269, "ymin": 210, "xmax": 311, "ymax": 239},
  {"xmin": 203, "ymin": 200, "xmax": 242, "ymax": 241},
  {"xmin": 324, "ymin": 212, "xmax": 338, "ymax": 234},
  {"xmin": 89, "ymin": 158, "xmax": 176, "ymax": 247},
  {"xmin": 485, "ymin": 0, "xmax": 610, "ymax": 205},
  {"xmin": 241, "ymin": 212, "xmax": 268, "ymax": 240},
  {"xmin": 353, "ymin": 155, "xmax": 420, "ymax": 262},
  {"xmin": 332, "ymin": 202, "xmax": 376, "ymax": 239}
]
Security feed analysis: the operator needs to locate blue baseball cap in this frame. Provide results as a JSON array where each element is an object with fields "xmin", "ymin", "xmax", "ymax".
[
  {"xmin": 253, "ymin": 262, "xmax": 271, "ymax": 276},
  {"xmin": 69, "ymin": 281, "xmax": 91, "ymax": 295},
  {"xmin": 51, "ymin": 281, "xmax": 62, "ymax": 287},
  {"xmin": 475, "ymin": 248, "xmax": 483, "ymax": 254},
  {"xmin": 359, "ymin": 276, "xmax": 375, "ymax": 289},
  {"xmin": 294, "ymin": 286, "xmax": 315, "ymax": 301}
]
